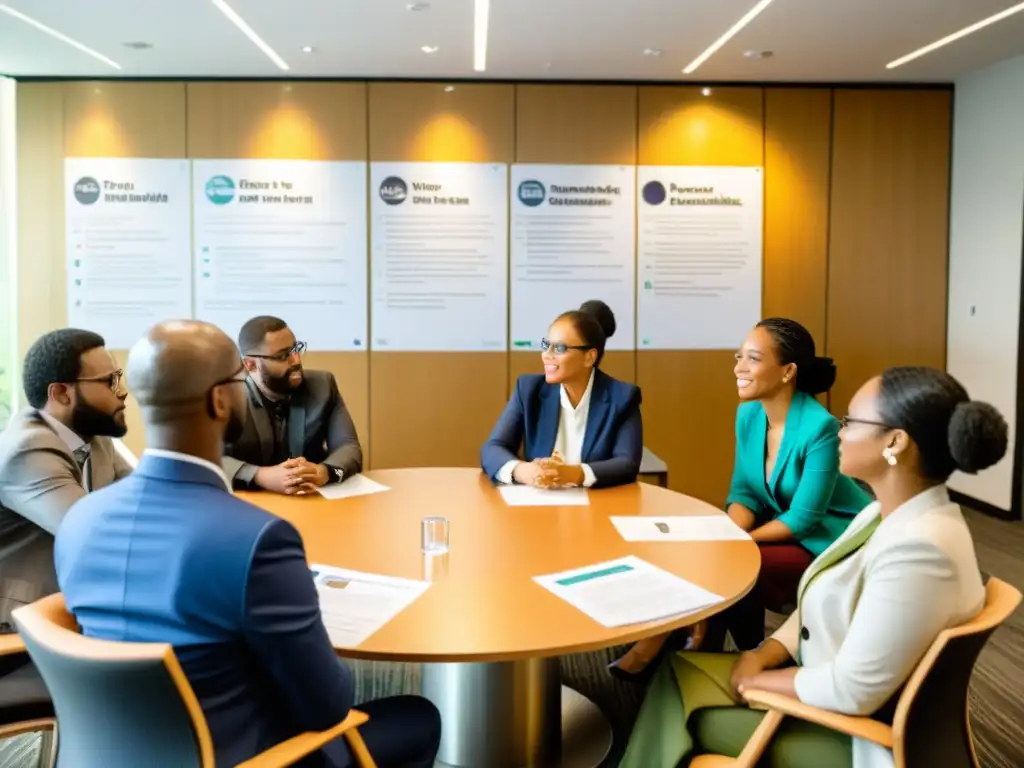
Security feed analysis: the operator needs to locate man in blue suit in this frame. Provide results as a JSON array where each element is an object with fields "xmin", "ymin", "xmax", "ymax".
[{"xmin": 56, "ymin": 320, "xmax": 440, "ymax": 767}]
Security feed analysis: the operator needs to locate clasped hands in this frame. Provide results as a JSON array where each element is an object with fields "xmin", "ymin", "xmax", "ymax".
[
  {"xmin": 255, "ymin": 457, "xmax": 329, "ymax": 496},
  {"xmin": 512, "ymin": 450, "xmax": 585, "ymax": 489}
]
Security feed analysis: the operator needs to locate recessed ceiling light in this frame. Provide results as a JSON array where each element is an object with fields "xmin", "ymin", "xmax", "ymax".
[
  {"xmin": 407, "ymin": 2, "xmax": 429, "ymax": 10},
  {"xmin": 211, "ymin": 0, "xmax": 289, "ymax": 71},
  {"xmin": 702, "ymin": 87, "xmax": 712, "ymax": 96},
  {"xmin": 743, "ymin": 49, "xmax": 773, "ymax": 59},
  {"xmin": 421, "ymin": 45, "xmax": 439, "ymax": 54},
  {"xmin": 643, "ymin": 48, "xmax": 663, "ymax": 57},
  {"xmin": 887, "ymin": 1, "xmax": 1024, "ymax": 69},
  {"xmin": 683, "ymin": 0, "xmax": 776, "ymax": 74},
  {"xmin": 0, "ymin": 4, "xmax": 121, "ymax": 69},
  {"xmin": 122, "ymin": 41, "xmax": 153, "ymax": 50},
  {"xmin": 444, "ymin": 85, "xmax": 456, "ymax": 93},
  {"xmin": 301, "ymin": 45, "xmax": 314, "ymax": 53},
  {"xmin": 474, "ymin": 0, "xmax": 490, "ymax": 72}
]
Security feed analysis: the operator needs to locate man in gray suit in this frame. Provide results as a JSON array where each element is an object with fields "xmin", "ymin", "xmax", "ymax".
[
  {"xmin": 0, "ymin": 328, "xmax": 131, "ymax": 631},
  {"xmin": 223, "ymin": 316, "xmax": 362, "ymax": 494}
]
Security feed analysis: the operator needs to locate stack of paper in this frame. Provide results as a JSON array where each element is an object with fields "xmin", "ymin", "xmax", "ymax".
[
  {"xmin": 609, "ymin": 515, "xmax": 751, "ymax": 542},
  {"xmin": 317, "ymin": 473, "xmax": 390, "ymax": 500},
  {"xmin": 498, "ymin": 485, "xmax": 590, "ymax": 506},
  {"xmin": 309, "ymin": 564, "xmax": 430, "ymax": 647},
  {"xmin": 534, "ymin": 555, "xmax": 723, "ymax": 627}
]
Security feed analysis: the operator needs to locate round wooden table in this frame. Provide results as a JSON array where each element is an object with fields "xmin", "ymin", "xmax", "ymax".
[{"xmin": 243, "ymin": 468, "xmax": 760, "ymax": 768}]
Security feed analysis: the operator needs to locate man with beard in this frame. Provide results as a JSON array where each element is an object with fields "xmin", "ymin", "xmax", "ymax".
[
  {"xmin": 56, "ymin": 320, "xmax": 441, "ymax": 767},
  {"xmin": 223, "ymin": 315, "xmax": 362, "ymax": 494},
  {"xmin": 0, "ymin": 328, "xmax": 130, "ymax": 633}
]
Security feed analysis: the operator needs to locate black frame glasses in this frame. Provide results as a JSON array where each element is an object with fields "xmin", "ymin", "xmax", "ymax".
[
  {"xmin": 839, "ymin": 416, "xmax": 894, "ymax": 430},
  {"xmin": 75, "ymin": 369, "xmax": 124, "ymax": 393},
  {"xmin": 244, "ymin": 340, "xmax": 307, "ymax": 362},
  {"xmin": 540, "ymin": 338, "xmax": 593, "ymax": 355}
]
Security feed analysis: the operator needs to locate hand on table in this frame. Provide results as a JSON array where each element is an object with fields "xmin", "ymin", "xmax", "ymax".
[
  {"xmin": 255, "ymin": 458, "xmax": 327, "ymax": 496},
  {"xmin": 535, "ymin": 451, "xmax": 585, "ymax": 488}
]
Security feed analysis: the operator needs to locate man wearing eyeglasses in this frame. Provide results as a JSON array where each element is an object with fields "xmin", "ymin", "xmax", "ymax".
[
  {"xmin": 0, "ymin": 328, "xmax": 131, "ymax": 633},
  {"xmin": 223, "ymin": 315, "xmax": 363, "ymax": 495}
]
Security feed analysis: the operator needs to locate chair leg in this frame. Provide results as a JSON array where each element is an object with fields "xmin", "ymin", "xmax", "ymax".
[
  {"xmin": 343, "ymin": 727, "xmax": 377, "ymax": 768},
  {"xmin": 38, "ymin": 724, "xmax": 57, "ymax": 768}
]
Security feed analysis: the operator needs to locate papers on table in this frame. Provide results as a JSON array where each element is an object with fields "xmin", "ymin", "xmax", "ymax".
[
  {"xmin": 317, "ymin": 474, "xmax": 390, "ymax": 500},
  {"xmin": 610, "ymin": 515, "xmax": 751, "ymax": 542},
  {"xmin": 534, "ymin": 555, "xmax": 723, "ymax": 628},
  {"xmin": 309, "ymin": 564, "xmax": 430, "ymax": 647},
  {"xmin": 498, "ymin": 485, "xmax": 590, "ymax": 507}
]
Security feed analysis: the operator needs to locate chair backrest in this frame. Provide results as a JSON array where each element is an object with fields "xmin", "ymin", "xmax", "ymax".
[
  {"xmin": 891, "ymin": 577, "xmax": 1021, "ymax": 768},
  {"xmin": 13, "ymin": 594, "xmax": 215, "ymax": 768}
]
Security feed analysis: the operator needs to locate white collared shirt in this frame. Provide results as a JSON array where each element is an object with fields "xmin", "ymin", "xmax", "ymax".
[
  {"xmin": 143, "ymin": 448, "xmax": 233, "ymax": 493},
  {"xmin": 497, "ymin": 370, "xmax": 598, "ymax": 487},
  {"xmin": 38, "ymin": 410, "xmax": 86, "ymax": 454}
]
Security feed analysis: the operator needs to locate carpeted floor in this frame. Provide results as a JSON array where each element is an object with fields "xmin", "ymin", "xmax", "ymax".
[{"xmin": 2, "ymin": 507, "xmax": 1022, "ymax": 767}]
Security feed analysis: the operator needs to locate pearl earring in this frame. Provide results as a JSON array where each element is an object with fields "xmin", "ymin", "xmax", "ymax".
[{"xmin": 883, "ymin": 447, "xmax": 898, "ymax": 466}]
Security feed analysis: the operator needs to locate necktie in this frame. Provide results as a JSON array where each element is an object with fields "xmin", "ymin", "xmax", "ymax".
[
  {"xmin": 796, "ymin": 513, "xmax": 882, "ymax": 662},
  {"xmin": 73, "ymin": 445, "xmax": 92, "ymax": 492}
]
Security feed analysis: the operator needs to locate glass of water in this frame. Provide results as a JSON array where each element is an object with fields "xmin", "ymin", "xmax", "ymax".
[{"xmin": 421, "ymin": 516, "xmax": 450, "ymax": 555}]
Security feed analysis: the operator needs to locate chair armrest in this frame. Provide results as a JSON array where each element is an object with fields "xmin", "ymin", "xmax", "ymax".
[
  {"xmin": 0, "ymin": 633, "xmax": 26, "ymax": 657},
  {"xmin": 235, "ymin": 709, "xmax": 372, "ymax": 768},
  {"xmin": 742, "ymin": 689, "xmax": 894, "ymax": 748}
]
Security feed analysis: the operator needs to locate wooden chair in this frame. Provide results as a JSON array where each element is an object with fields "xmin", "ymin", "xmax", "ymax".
[
  {"xmin": 0, "ymin": 633, "xmax": 55, "ymax": 767},
  {"xmin": 12, "ymin": 594, "xmax": 377, "ymax": 768},
  {"xmin": 691, "ymin": 576, "xmax": 1021, "ymax": 768}
]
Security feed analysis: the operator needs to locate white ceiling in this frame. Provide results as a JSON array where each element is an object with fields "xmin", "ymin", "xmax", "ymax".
[{"xmin": 1, "ymin": 0, "xmax": 1023, "ymax": 82}]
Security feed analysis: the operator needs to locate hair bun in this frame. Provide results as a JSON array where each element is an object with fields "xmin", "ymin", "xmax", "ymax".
[
  {"xmin": 578, "ymin": 299, "xmax": 616, "ymax": 340},
  {"xmin": 797, "ymin": 356, "xmax": 836, "ymax": 396},
  {"xmin": 948, "ymin": 401, "xmax": 1008, "ymax": 474}
]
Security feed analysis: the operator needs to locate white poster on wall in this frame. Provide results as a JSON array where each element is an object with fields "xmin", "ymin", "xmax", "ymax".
[
  {"xmin": 636, "ymin": 166, "xmax": 763, "ymax": 350},
  {"xmin": 192, "ymin": 159, "xmax": 368, "ymax": 351},
  {"xmin": 370, "ymin": 162, "xmax": 508, "ymax": 351},
  {"xmin": 64, "ymin": 157, "xmax": 191, "ymax": 349},
  {"xmin": 509, "ymin": 165, "xmax": 635, "ymax": 350}
]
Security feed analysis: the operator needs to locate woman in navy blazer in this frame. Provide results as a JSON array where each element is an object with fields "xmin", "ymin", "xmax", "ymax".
[{"xmin": 481, "ymin": 300, "xmax": 642, "ymax": 489}]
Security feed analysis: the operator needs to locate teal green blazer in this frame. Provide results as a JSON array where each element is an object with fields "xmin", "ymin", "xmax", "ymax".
[{"xmin": 727, "ymin": 392, "xmax": 870, "ymax": 556}]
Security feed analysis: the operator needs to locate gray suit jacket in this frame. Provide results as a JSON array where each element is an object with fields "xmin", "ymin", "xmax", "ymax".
[
  {"xmin": 223, "ymin": 370, "xmax": 363, "ymax": 489},
  {"xmin": 0, "ymin": 408, "xmax": 132, "ymax": 630}
]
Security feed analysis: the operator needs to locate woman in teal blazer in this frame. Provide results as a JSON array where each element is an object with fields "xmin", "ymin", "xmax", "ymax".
[{"xmin": 610, "ymin": 318, "xmax": 870, "ymax": 682}]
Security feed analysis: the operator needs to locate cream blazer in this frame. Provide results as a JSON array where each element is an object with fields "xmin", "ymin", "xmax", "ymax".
[{"xmin": 771, "ymin": 485, "xmax": 985, "ymax": 768}]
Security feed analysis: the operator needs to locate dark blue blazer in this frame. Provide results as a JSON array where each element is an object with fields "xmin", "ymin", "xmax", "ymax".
[
  {"xmin": 55, "ymin": 454, "xmax": 357, "ymax": 768},
  {"xmin": 481, "ymin": 369, "xmax": 643, "ymax": 488}
]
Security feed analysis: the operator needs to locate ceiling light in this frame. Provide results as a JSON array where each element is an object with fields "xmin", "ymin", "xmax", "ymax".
[
  {"xmin": 421, "ymin": 45, "xmax": 439, "ymax": 54},
  {"xmin": 702, "ymin": 87, "xmax": 712, "ymax": 96},
  {"xmin": 301, "ymin": 45, "xmax": 314, "ymax": 53},
  {"xmin": 886, "ymin": 1, "xmax": 1024, "ymax": 69},
  {"xmin": 682, "ymin": 0, "xmax": 776, "ymax": 74},
  {"xmin": 444, "ymin": 85, "xmax": 456, "ymax": 93},
  {"xmin": 407, "ymin": 2, "xmax": 429, "ymax": 9},
  {"xmin": 211, "ymin": 0, "xmax": 289, "ymax": 71},
  {"xmin": 643, "ymin": 48, "xmax": 663, "ymax": 57},
  {"xmin": 0, "ymin": 4, "xmax": 121, "ymax": 69},
  {"xmin": 122, "ymin": 41, "xmax": 153, "ymax": 50},
  {"xmin": 743, "ymin": 49, "xmax": 773, "ymax": 59},
  {"xmin": 474, "ymin": 0, "xmax": 490, "ymax": 72}
]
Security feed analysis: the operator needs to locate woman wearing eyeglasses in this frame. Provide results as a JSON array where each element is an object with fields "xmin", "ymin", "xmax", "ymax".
[
  {"xmin": 618, "ymin": 366, "xmax": 1006, "ymax": 768},
  {"xmin": 610, "ymin": 318, "xmax": 870, "ymax": 682},
  {"xmin": 481, "ymin": 299, "xmax": 642, "ymax": 489}
]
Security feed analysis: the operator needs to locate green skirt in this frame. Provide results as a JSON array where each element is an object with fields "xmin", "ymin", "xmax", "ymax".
[{"xmin": 619, "ymin": 652, "xmax": 853, "ymax": 768}]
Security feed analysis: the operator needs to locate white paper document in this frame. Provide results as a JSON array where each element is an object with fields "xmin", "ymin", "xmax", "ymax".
[
  {"xmin": 610, "ymin": 515, "xmax": 751, "ymax": 542},
  {"xmin": 317, "ymin": 474, "xmax": 390, "ymax": 500},
  {"xmin": 498, "ymin": 485, "xmax": 590, "ymax": 507},
  {"xmin": 309, "ymin": 565, "xmax": 430, "ymax": 647},
  {"xmin": 534, "ymin": 555, "xmax": 723, "ymax": 628}
]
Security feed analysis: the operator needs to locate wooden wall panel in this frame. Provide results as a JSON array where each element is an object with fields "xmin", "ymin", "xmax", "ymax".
[
  {"xmin": 186, "ymin": 82, "xmax": 371, "ymax": 461},
  {"xmin": 368, "ymin": 83, "xmax": 514, "ymax": 469},
  {"xmin": 826, "ymin": 90, "xmax": 951, "ymax": 413},
  {"xmin": 637, "ymin": 87, "xmax": 764, "ymax": 503},
  {"xmin": 512, "ymin": 85, "xmax": 638, "ymax": 393}
]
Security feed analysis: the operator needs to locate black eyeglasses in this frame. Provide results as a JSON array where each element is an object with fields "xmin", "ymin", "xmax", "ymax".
[
  {"xmin": 244, "ymin": 341, "xmax": 307, "ymax": 362},
  {"xmin": 839, "ymin": 416, "xmax": 893, "ymax": 430},
  {"xmin": 540, "ymin": 338, "xmax": 593, "ymax": 355},
  {"xmin": 75, "ymin": 369, "xmax": 124, "ymax": 393}
]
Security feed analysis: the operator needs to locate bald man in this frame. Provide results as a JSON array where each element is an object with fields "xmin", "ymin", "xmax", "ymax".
[{"xmin": 53, "ymin": 321, "xmax": 440, "ymax": 768}]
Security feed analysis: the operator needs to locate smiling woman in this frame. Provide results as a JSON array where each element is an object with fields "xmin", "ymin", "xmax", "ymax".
[{"xmin": 480, "ymin": 299, "xmax": 643, "ymax": 490}]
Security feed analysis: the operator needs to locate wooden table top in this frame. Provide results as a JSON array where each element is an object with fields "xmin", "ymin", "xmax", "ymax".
[{"xmin": 241, "ymin": 468, "xmax": 760, "ymax": 663}]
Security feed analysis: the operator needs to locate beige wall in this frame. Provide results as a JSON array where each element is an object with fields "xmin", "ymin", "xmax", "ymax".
[{"xmin": 14, "ymin": 82, "xmax": 953, "ymax": 506}]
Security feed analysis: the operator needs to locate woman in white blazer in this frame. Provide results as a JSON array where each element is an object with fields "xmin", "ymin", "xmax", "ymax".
[{"xmin": 620, "ymin": 366, "xmax": 1008, "ymax": 768}]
